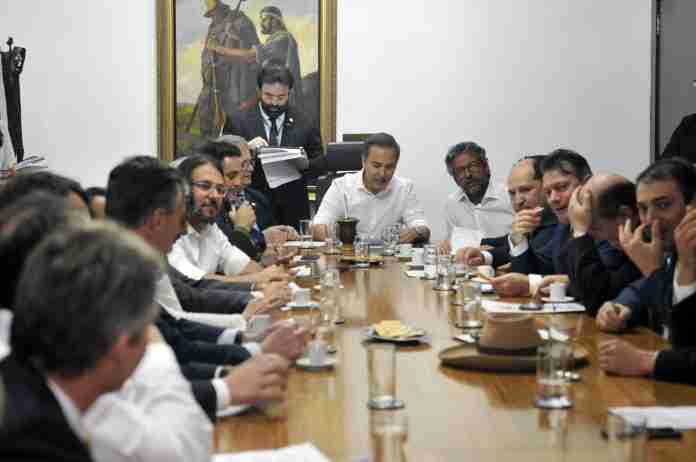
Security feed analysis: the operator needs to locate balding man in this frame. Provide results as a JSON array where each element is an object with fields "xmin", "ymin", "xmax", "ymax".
[
  {"xmin": 553, "ymin": 173, "xmax": 643, "ymax": 314},
  {"xmin": 456, "ymin": 155, "xmax": 556, "ymax": 268}
]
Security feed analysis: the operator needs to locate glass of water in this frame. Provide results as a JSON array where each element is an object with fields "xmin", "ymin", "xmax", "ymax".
[
  {"xmin": 535, "ymin": 341, "xmax": 573, "ymax": 409},
  {"xmin": 298, "ymin": 219, "xmax": 312, "ymax": 248},
  {"xmin": 423, "ymin": 244, "xmax": 438, "ymax": 280},
  {"xmin": 354, "ymin": 234, "xmax": 370, "ymax": 268}
]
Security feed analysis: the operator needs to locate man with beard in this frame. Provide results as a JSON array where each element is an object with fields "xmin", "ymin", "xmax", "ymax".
[
  {"xmin": 168, "ymin": 154, "xmax": 289, "ymax": 285},
  {"xmin": 443, "ymin": 142, "xmax": 514, "ymax": 250},
  {"xmin": 595, "ymin": 158, "xmax": 696, "ymax": 385},
  {"xmin": 312, "ymin": 133, "xmax": 430, "ymax": 242},
  {"xmin": 224, "ymin": 64, "xmax": 324, "ymax": 229},
  {"xmin": 198, "ymin": 0, "xmax": 260, "ymax": 136}
]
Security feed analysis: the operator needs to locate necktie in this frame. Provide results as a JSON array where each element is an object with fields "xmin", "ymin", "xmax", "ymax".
[{"xmin": 269, "ymin": 116, "xmax": 279, "ymax": 146}]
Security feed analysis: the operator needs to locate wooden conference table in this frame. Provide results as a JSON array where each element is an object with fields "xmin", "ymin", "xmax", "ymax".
[{"xmin": 214, "ymin": 256, "xmax": 696, "ymax": 461}]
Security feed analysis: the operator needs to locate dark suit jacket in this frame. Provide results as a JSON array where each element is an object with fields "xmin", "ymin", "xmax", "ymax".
[
  {"xmin": 168, "ymin": 264, "xmax": 251, "ymax": 315},
  {"xmin": 481, "ymin": 208, "xmax": 558, "ymax": 268},
  {"xmin": 0, "ymin": 355, "xmax": 93, "ymax": 461},
  {"xmin": 662, "ymin": 113, "xmax": 696, "ymax": 163},
  {"xmin": 224, "ymin": 104, "xmax": 325, "ymax": 228},
  {"xmin": 559, "ymin": 234, "xmax": 642, "ymax": 315},
  {"xmin": 510, "ymin": 223, "xmax": 570, "ymax": 275},
  {"xmin": 614, "ymin": 257, "xmax": 696, "ymax": 385}
]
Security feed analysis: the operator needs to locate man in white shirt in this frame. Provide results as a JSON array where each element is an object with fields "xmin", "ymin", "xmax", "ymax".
[
  {"xmin": 313, "ymin": 132, "xmax": 430, "ymax": 242},
  {"xmin": 443, "ymin": 141, "xmax": 514, "ymax": 247},
  {"xmin": 169, "ymin": 154, "xmax": 289, "ymax": 285},
  {"xmin": 0, "ymin": 222, "xmax": 164, "ymax": 461}
]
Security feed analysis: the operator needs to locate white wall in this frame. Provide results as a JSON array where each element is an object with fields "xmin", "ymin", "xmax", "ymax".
[
  {"xmin": 0, "ymin": 0, "xmax": 157, "ymax": 187},
  {"xmin": 338, "ymin": 0, "xmax": 653, "ymax": 240}
]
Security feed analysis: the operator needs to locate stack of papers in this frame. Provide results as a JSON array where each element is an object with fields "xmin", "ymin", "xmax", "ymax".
[
  {"xmin": 258, "ymin": 147, "xmax": 308, "ymax": 189},
  {"xmin": 0, "ymin": 155, "xmax": 48, "ymax": 178},
  {"xmin": 213, "ymin": 443, "xmax": 331, "ymax": 462},
  {"xmin": 610, "ymin": 407, "xmax": 696, "ymax": 430},
  {"xmin": 481, "ymin": 299, "xmax": 585, "ymax": 314}
]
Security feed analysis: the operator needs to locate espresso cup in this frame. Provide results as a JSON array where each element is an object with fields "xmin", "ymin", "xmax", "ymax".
[
  {"xmin": 249, "ymin": 314, "xmax": 271, "ymax": 334},
  {"xmin": 550, "ymin": 282, "xmax": 567, "ymax": 300},
  {"xmin": 308, "ymin": 340, "xmax": 327, "ymax": 365},
  {"xmin": 411, "ymin": 248, "xmax": 424, "ymax": 265},
  {"xmin": 398, "ymin": 243, "xmax": 413, "ymax": 258},
  {"xmin": 294, "ymin": 288, "xmax": 311, "ymax": 305}
]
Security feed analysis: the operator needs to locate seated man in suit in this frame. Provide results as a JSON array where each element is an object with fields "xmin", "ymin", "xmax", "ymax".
[
  {"xmin": 553, "ymin": 173, "xmax": 643, "ymax": 314},
  {"xmin": 443, "ymin": 141, "xmax": 514, "ymax": 247},
  {"xmin": 107, "ymin": 156, "xmax": 305, "ymax": 418},
  {"xmin": 202, "ymin": 136, "xmax": 299, "ymax": 261},
  {"xmin": 312, "ymin": 132, "xmax": 430, "ymax": 243},
  {"xmin": 455, "ymin": 155, "xmax": 556, "ymax": 268},
  {"xmin": 490, "ymin": 149, "xmax": 593, "ymax": 296},
  {"xmin": 0, "ymin": 222, "xmax": 162, "ymax": 460},
  {"xmin": 0, "ymin": 170, "xmax": 91, "ymax": 219},
  {"xmin": 0, "ymin": 193, "xmax": 214, "ymax": 462},
  {"xmin": 224, "ymin": 64, "xmax": 325, "ymax": 229},
  {"xmin": 596, "ymin": 158, "xmax": 696, "ymax": 385},
  {"xmin": 169, "ymin": 154, "xmax": 290, "ymax": 286}
]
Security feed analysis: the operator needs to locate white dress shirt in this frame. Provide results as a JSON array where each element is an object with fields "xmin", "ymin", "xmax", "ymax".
[
  {"xmin": 313, "ymin": 171, "xmax": 429, "ymax": 237},
  {"xmin": 443, "ymin": 179, "xmax": 514, "ymax": 239},
  {"xmin": 84, "ymin": 343, "xmax": 214, "ymax": 462},
  {"xmin": 259, "ymin": 103, "xmax": 286, "ymax": 143},
  {"xmin": 168, "ymin": 223, "xmax": 251, "ymax": 281}
]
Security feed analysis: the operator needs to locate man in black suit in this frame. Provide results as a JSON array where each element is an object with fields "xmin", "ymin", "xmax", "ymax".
[
  {"xmin": 224, "ymin": 64, "xmax": 326, "ymax": 229},
  {"xmin": 0, "ymin": 222, "xmax": 162, "ymax": 460},
  {"xmin": 596, "ymin": 159, "xmax": 696, "ymax": 385},
  {"xmin": 662, "ymin": 113, "xmax": 696, "ymax": 163}
]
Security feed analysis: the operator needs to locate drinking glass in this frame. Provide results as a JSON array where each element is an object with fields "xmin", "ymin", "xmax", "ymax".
[
  {"xmin": 453, "ymin": 280, "xmax": 483, "ymax": 328},
  {"xmin": 321, "ymin": 268, "xmax": 343, "ymax": 323},
  {"xmin": 371, "ymin": 410, "xmax": 409, "ymax": 462},
  {"xmin": 547, "ymin": 315, "xmax": 584, "ymax": 382},
  {"xmin": 423, "ymin": 244, "xmax": 438, "ymax": 280},
  {"xmin": 535, "ymin": 341, "xmax": 573, "ymax": 409},
  {"xmin": 605, "ymin": 413, "xmax": 647, "ymax": 462},
  {"xmin": 381, "ymin": 226, "xmax": 397, "ymax": 256},
  {"xmin": 434, "ymin": 254, "xmax": 455, "ymax": 291},
  {"xmin": 367, "ymin": 343, "xmax": 404, "ymax": 409},
  {"xmin": 354, "ymin": 234, "xmax": 370, "ymax": 268},
  {"xmin": 324, "ymin": 222, "xmax": 340, "ymax": 254},
  {"xmin": 298, "ymin": 219, "xmax": 312, "ymax": 247}
]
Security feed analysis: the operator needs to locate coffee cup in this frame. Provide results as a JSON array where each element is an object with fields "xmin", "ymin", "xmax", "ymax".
[
  {"xmin": 411, "ymin": 248, "xmax": 424, "ymax": 265},
  {"xmin": 294, "ymin": 287, "xmax": 311, "ymax": 305},
  {"xmin": 477, "ymin": 265, "xmax": 495, "ymax": 279},
  {"xmin": 398, "ymin": 243, "xmax": 413, "ymax": 258},
  {"xmin": 308, "ymin": 340, "xmax": 327, "ymax": 365},
  {"xmin": 249, "ymin": 314, "xmax": 271, "ymax": 334},
  {"xmin": 550, "ymin": 282, "xmax": 567, "ymax": 301}
]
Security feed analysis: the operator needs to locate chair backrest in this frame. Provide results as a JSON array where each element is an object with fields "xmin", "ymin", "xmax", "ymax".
[{"xmin": 326, "ymin": 142, "xmax": 364, "ymax": 172}]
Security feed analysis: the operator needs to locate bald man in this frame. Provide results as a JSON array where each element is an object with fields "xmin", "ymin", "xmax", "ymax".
[
  {"xmin": 549, "ymin": 173, "xmax": 643, "ymax": 314},
  {"xmin": 456, "ymin": 155, "xmax": 556, "ymax": 268}
]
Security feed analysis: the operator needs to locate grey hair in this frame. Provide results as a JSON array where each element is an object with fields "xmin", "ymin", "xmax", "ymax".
[{"xmin": 11, "ymin": 221, "xmax": 163, "ymax": 377}]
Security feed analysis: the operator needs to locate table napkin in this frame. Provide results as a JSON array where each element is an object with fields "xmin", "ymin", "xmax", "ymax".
[{"xmin": 610, "ymin": 407, "xmax": 696, "ymax": 430}]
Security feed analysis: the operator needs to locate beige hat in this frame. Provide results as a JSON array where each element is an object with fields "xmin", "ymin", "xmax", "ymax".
[{"xmin": 439, "ymin": 313, "xmax": 587, "ymax": 372}]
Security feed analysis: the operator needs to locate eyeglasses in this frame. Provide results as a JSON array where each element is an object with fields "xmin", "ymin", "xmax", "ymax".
[
  {"xmin": 192, "ymin": 181, "xmax": 227, "ymax": 196},
  {"xmin": 452, "ymin": 160, "xmax": 484, "ymax": 176}
]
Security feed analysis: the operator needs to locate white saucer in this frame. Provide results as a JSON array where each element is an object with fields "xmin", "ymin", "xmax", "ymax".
[
  {"xmin": 217, "ymin": 404, "xmax": 251, "ymax": 418},
  {"xmin": 296, "ymin": 356, "xmax": 337, "ymax": 370},
  {"xmin": 284, "ymin": 241, "xmax": 324, "ymax": 248},
  {"xmin": 285, "ymin": 301, "xmax": 319, "ymax": 310},
  {"xmin": 541, "ymin": 296, "xmax": 574, "ymax": 303}
]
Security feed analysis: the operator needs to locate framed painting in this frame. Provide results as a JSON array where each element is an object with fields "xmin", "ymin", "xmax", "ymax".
[{"xmin": 156, "ymin": 0, "xmax": 336, "ymax": 161}]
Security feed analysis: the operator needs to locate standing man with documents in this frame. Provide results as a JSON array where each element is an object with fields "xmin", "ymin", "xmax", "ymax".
[{"xmin": 224, "ymin": 64, "xmax": 325, "ymax": 229}]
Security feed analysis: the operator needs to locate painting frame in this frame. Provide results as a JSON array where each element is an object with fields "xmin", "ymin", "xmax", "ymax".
[{"xmin": 156, "ymin": 0, "xmax": 336, "ymax": 162}]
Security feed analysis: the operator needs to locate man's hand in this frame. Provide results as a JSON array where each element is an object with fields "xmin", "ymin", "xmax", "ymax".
[
  {"xmin": 264, "ymin": 225, "xmax": 299, "ymax": 245},
  {"xmin": 224, "ymin": 353, "xmax": 290, "ymax": 405},
  {"xmin": 490, "ymin": 273, "xmax": 530, "ymax": 297},
  {"xmin": 618, "ymin": 219, "xmax": 663, "ymax": 276},
  {"xmin": 146, "ymin": 324, "xmax": 165, "ymax": 344},
  {"xmin": 537, "ymin": 275, "xmax": 570, "ymax": 295},
  {"xmin": 260, "ymin": 281, "xmax": 292, "ymax": 307},
  {"xmin": 510, "ymin": 207, "xmax": 543, "ymax": 245},
  {"xmin": 248, "ymin": 136, "xmax": 269, "ymax": 151},
  {"xmin": 400, "ymin": 226, "xmax": 428, "ymax": 243},
  {"xmin": 455, "ymin": 247, "xmax": 486, "ymax": 266},
  {"xmin": 598, "ymin": 338, "xmax": 657, "ymax": 376},
  {"xmin": 674, "ymin": 206, "xmax": 696, "ymax": 286},
  {"xmin": 311, "ymin": 224, "xmax": 328, "ymax": 242},
  {"xmin": 232, "ymin": 203, "xmax": 257, "ymax": 232},
  {"xmin": 438, "ymin": 240, "xmax": 452, "ymax": 255},
  {"xmin": 258, "ymin": 265, "xmax": 290, "ymax": 283},
  {"xmin": 569, "ymin": 187, "xmax": 593, "ymax": 237},
  {"xmin": 596, "ymin": 302, "xmax": 631, "ymax": 332},
  {"xmin": 261, "ymin": 321, "xmax": 308, "ymax": 360}
]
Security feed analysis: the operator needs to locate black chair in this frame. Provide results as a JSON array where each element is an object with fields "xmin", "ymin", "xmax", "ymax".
[{"xmin": 313, "ymin": 142, "xmax": 364, "ymax": 213}]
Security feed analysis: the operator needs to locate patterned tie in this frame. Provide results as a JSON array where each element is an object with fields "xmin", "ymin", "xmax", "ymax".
[{"xmin": 268, "ymin": 116, "xmax": 279, "ymax": 146}]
